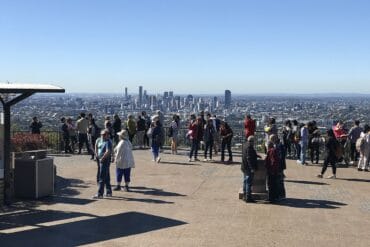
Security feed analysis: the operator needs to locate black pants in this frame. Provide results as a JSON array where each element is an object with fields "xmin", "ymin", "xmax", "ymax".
[
  {"xmin": 205, "ymin": 140, "xmax": 214, "ymax": 159},
  {"xmin": 63, "ymin": 135, "xmax": 73, "ymax": 153},
  {"xmin": 78, "ymin": 133, "xmax": 90, "ymax": 154},
  {"xmin": 221, "ymin": 139, "xmax": 232, "ymax": 162},
  {"xmin": 310, "ymin": 144, "xmax": 320, "ymax": 164},
  {"xmin": 267, "ymin": 174, "xmax": 280, "ymax": 202},
  {"xmin": 321, "ymin": 156, "xmax": 337, "ymax": 175}
]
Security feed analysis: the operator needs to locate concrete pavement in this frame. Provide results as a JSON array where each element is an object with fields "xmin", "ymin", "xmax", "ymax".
[{"xmin": 1, "ymin": 148, "xmax": 370, "ymax": 246}]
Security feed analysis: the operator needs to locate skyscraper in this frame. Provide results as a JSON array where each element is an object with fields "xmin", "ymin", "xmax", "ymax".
[
  {"xmin": 125, "ymin": 87, "xmax": 128, "ymax": 99},
  {"xmin": 139, "ymin": 86, "xmax": 143, "ymax": 107},
  {"xmin": 225, "ymin": 90, "xmax": 231, "ymax": 108}
]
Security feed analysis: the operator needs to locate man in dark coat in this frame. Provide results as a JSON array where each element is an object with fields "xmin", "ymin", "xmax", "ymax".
[{"xmin": 241, "ymin": 136, "xmax": 261, "ymax": 202}]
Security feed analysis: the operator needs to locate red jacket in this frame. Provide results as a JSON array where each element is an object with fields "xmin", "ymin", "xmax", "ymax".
[{"xmin": 244, "ymin": 118, "xmax": 256, "ymax": 138}]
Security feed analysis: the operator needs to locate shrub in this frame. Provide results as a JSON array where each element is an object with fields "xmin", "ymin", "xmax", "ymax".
[{"xmin": 11, "ymin": 133, "xmax": 49, "ymax": 152}]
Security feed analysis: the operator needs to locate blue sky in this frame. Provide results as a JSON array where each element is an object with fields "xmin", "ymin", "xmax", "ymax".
[{"xmin": 0, "ymin": 0, "xmax": 369, "ymax": 94}]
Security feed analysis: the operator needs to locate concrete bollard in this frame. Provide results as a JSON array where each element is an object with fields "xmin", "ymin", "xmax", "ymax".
[{"xmin": 239, "ymin": 159, "xmax": 267, "ymax": 200}]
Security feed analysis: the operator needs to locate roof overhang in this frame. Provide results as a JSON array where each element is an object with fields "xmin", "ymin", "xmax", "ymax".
[{"xmin": 0, "ymin": 83, "xmax": 65, "ymax": 93}]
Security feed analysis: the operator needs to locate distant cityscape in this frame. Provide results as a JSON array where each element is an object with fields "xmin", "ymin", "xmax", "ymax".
[{"xmin": 8, "ymin": 85, "xmax": 370, "ymax": 133}]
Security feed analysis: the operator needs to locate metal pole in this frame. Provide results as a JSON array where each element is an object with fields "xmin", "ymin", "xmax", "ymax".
[{"xmin": 3, "ymin": 104, "xmax": 12, "ymax": 204}]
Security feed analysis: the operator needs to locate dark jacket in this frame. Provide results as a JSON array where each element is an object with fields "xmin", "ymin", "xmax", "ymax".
[
  {"xmin": 241, "ymin": 142, "xmax": 259, "ymax": 174},
  {"xmin": 203, "ymin": 124, "xmax": 215, "ymax": 143},
  {"xmin": 325, "ymin": 136, "xmax": 337, "ymax": 161}
]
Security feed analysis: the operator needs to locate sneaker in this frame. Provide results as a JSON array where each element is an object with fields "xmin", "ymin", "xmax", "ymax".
[
  {"xmin": 113, "ymin": 185, "xmax": 121, "ymax": 191},
  {"xmin": 188, "ymin": 158, "xmax": 193, "ymax": 162},
  {"xmin": 365, "ymin": 169, "xmax": 369, "ymax": 172},
  {"xmin": 317, "ymin": 174, "xmax": 323, "ymax": 178},
  {"xmin": 105, "ymin": 193, "xmax": 112, "ymax": 197},
  {"xmin": 358, "ymin": 168, "xmax": 363, "ymax": 171},
  {"xmin": 194, "ymin": 158, "xmax": 200, "ymax": 161},
  {"xmin": 156, "ymin": 157, "xmax": 161, "ymax": 163},
  {"xmin": 203, "ymin": 158, "xmax": 208, "ymax": 162},
  {"xmin": 327, "ymin": 175, "xmax": 336, "ymax": 179},
  {"xmin": 93, "ymin": 194, "xmax": 103, "ymax": 199},
  {"xmin": 123, "ymin": 185, "xmax": 130, "ymax": 192}
]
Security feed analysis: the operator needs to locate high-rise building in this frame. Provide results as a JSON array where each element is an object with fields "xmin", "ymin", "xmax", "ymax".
[
  {"xmin": 125, "ymin": 87, "xmax": 128, "ymax": 99},
  {"xmin": 169, "ymin": 91, "xmax": 174, "ymax": 98},
  {"xmin": 225, "ymin": 90, "xmax": 231, "ymax": 108},
  {"xmin": 164, "ymin": 92, "xmax": 169, "ymax": 99},
  {"xmin": 139, "ymin": 86, "xmax": 143, "ymax": 107}
]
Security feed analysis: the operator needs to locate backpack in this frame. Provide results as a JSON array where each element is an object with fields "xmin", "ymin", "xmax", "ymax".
[
  {"xmin": 356, "ymin": 136, "xmax": 366, "ymax": 153},
  {"xmin": 334, "ymin": 140, "xmax": 344, "ymax": 159}
]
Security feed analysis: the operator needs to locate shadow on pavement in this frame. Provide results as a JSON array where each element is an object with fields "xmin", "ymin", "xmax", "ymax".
[
  {"xmin": 276, "ymin": 198, "xmax": 347, "ymax": 209},
  {"xmin": 103, "ymin": 195, "xmax": 175, "ymax": 204},
  {"xmin": 129, "ymin": 186, "xmax": 186, "ymax": 197},
  {"xmin": 159, "ymin": 161, "xmax": 201, "ymax": 166},
  {"xmin": 285, "ymin": 180, "xmax": 329, "ymax": 185},
  {"xmin": 0, "ymin": 211, "xmax": 187, "ymax": 247},
  {"xmin": 336, "ymin": 178, "xmax": 370, "ymax": 183}
]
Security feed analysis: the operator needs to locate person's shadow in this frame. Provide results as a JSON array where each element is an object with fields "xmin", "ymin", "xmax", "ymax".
[{"xmin": 275, "ymin": 198, "xmax": 347, "ymax": 209}]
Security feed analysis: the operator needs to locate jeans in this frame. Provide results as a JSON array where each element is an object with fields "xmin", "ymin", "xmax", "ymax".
[
  {"xmin": 152, "ymin": 143, "xmax": 160, "ymax": 160},
  {"xmin": 243, "ymin": 172, "xmax": 254, "ymax": 199},
  {"xmin": 221, "ymin": 139, "xmax": 232, "ymax": 161},
  {"xmin": 204, "ymin": 140, "xmax": 214, "ymax": 159},
  {"xmin": 98, "ymin": 160, "xmax": 112, "ymax": 196},
  {"xmin": 189, "ymin": 139, "xmax": 199, "ymax": 159},
  {"xmin": 300, "ymin": 142, "xmax": 307, "ymax": 164}
]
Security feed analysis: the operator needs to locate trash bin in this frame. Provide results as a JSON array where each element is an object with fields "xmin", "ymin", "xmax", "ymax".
[{"xmin": 14, "ymin": 157, "xmax": 54, "ymax": 199}]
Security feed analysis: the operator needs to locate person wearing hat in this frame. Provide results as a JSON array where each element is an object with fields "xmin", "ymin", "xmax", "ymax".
[
  {"xmin": 112, "ymin": 129, "xmax": 135, "ymax": 191},
  {"xmin": 241, "ymin": 136, "xmax": 262, "ymax": 202}
]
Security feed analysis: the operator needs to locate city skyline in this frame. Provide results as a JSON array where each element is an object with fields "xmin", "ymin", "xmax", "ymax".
[{"xmin": 1, "ymin": 0, "xmax": 370, "ymax": 94}]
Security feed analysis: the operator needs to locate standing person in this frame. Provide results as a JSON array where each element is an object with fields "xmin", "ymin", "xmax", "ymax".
[
  {"xmin": 112, "ymin": 114, "xmax": 122, "ymax": 145},
  {"xmin": 282, "ymin": 120, "xmax": 293, "ymax": 158},
  {"xmin": 265, "ymin": 141, "xmax": 280, "ymax": 203},
  {"xmin": 212, "ymin": 114, "xmax": 221, "ymax": 155},
  {"xmin": 142, "ymin": 111, "xmax": 151, "ymax": 148},
  {"xmin": 188, "ymin": 114, "xmax": 199, "ymax": 162},
  {"xmin": 348, "ymin": 120, "xmax": 363, "ymax": 164},
  {"xmin": 30, "ymin": 117, "xmax": 42, "ymax": 134},
  {"xmin": 204, "ymin": 119, "xmax": 216, "ymax": 161},
  {"xmin": 136, "ymin": 115, "xmax": 146, "ymax": 149},
  {"xmin": 270, "ymin": 135, "xmax": 286, "ymax": 200},
  {"xmin": 241, "ymin": 136, "xmax": 261, "ymax": 203},
  {"xmin": 151, "ymin": 120, "xmax": 162, "ymax": 163},
  {"xmin": 113, "ymin": 130, "xmax": 135, "ymax": 192},
  {"xmin": 244, "ymin": 114, "xmax": 256, "ymax": 139},
  {"xmin": 310, "ymin": 129, "xmax": 321, "ymax": 164},
  {"xmin": 77, "ymin": 112, "xmax": 90, "ymax": 155},
  {"xmin": 357, "ymin": 124, "xmax": 370, "ymax": 171},
  {"xmin": 292, "ymin": 120, "xmax": 301, "ymax": 159},
  {"xmin": 67, "ymin": 118, "xmax": 77, "ymax": 153},
  {"xmin": 61, "ymin": 117, "xmax": 72, "ymax": 153},
  {"xmin": 297, "ymin": 123, "xmax": 308, "ymax": 165},
  {"xmin": 126, "ymin": 114, "xmax": 137, "ymax": 144},
  {"xmin": 220, "ymin": 121, "xmax": 233, "ymax": 163},
  {"xmin": 170, "ymin": 115, "xmax": 180, "ymax": 155},
  {"xmin": 317, "ymin": 129, "xmax": 338, "ymax": 179},
  {"xmin": 89, "ymin": 118, "xmax": 100, "ymax": 160},
  {"xmin": 264, "ymin": 117, "xmax": 278, "ymax": 152},
  {"xmin": 94, "ymin": 129, "xmax": 113, "ymax": 198}
]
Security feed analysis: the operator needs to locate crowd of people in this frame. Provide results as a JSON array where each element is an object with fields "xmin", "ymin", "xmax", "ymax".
[{"xmin": 28, "ymin": 111, "xmax": 370, "ymax": 201}]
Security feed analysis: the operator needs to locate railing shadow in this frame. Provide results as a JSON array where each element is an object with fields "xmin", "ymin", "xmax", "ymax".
[
  {"xmin": 285, "ymin": 180, "xmax": 329, "ymax": 186},
  {"xmin": 276, "ymin": 198, "xmax": 347, "ymax": 209},
  {"xmin": 0, "ymin": 211, "xmax": 187, "ymax": 246},
  {"xmin": 129, "ymin": 186, "xmax": 186, "ymax": 197}
]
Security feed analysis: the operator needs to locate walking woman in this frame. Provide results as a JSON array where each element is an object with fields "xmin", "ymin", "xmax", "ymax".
[
  {"xmin": 170, "ymin": 114, "xmax": 180, "ymax": 155},
  {"xmin": 317, "ymin": 129, "xmax": 338, "ymax": 179},
  {"xmin": 113, "ymin": 130, "xmax": 135, "ymax": 192}
]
